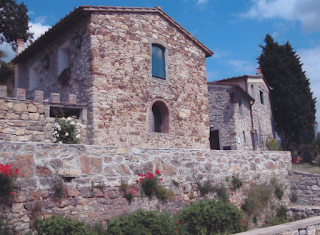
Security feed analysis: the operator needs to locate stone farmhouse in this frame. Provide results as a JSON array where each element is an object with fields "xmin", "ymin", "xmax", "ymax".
[
  {"xmin": 208, "ymin": 68, "xmax": 274, "ymax": 150},
  {"xmin": 9, "ymin": 5, "xmax": 213, "ymax": 149},
  {"xmin": 1, "ymin": 5, "xmax": 274, "ymax": 151}
]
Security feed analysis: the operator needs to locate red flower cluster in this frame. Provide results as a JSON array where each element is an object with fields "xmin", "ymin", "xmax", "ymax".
[
  {"xmin": 0, "ymin": 164, "xmax": 23, "ymax": 196},
  {"xmin": 0, "ymin": 164, "xmax": 22, "ymax": 177},
  {"xmin": 237, "ymin": 220, "xmax": 246, "ymax": 226},
  {"xmin": 139, "ymin": 170, "xmax": 163, "ymax": 181}
]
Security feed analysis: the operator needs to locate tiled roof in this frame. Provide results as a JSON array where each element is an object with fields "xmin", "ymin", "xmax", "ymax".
[{"xmin": 12, "ymin": 5, "xmax": 213, "ymax": 63}]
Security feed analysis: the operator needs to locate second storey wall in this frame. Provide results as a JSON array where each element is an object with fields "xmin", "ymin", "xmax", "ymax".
[{"xmin": 87, "ymin": 12, "xmax": 210, "ymax": 149}]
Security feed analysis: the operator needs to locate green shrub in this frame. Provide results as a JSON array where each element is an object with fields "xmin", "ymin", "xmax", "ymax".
[
  {"xmin": 274, "ymin": 184, "xmax": 284, "ymax": 200},
  {"xmin": 290, "ymin": 191, "xmax": 298, "ymax": 203},
  {"xmin": 214, "ymin": 184, "xmax": 229, "ymax": 202},
  {"xmin": 51, "ymin": 177, "xmax": 65, "ymax": 200},
  {"xmin": 0, "ymin": 164, "xmax": 20, "ymax": 205},
  {"xmin": 176, "ymin": 199, "xmax": 247, "ymax": 234},
  {"xmin": 312, "ymin": 155, "xmax": 320, "ymax": 166},
  {"xmin": 266, "ymin": 138, "xmax": 282, "ymax": 151},
  {"xmin": 0, "ymin": 208, "xmax": 16, "ymax": 235},
  {"xmin": 241, "ymin": 183, "xmax": 272, "ymax": 216},
  {"xmin": 231, "ymin": 175, "xmax": 243, "ymax": 191},
  {"xmin": 196, "ymin": 180, "xmax": 214, "ymax": 196},
  {"xmin": 264, "ymin": 206, "xmax": 291, "ymax": 227},
  {"xmin": 141, "ymin": 176, "xmax": 174, "ymax": 201},
  {"xmin": 36, "ymin": 216, "xmax": 93, "ymax": 235},
  {"xmin": 106, "ymin": 210, "xmax": 177, "ymax": 235}
]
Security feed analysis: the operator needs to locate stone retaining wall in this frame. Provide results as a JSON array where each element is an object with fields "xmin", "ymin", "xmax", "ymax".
[
  {"xmin": 0, "ymin": 141, "xmax": 292, "ymax": 233},
  {"xmin": 289, "ymin": 170, "xmax": 320, "ymax": 206}
]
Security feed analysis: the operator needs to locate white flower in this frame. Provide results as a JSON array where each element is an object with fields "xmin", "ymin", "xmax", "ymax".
[
  {"xmin": 56, "ymin": 134, "xmax": 59, "ymax": 137},
  {"xmin": 65, "ymin": 132, "xmax": 69, "ymax": 136},
  {"xmin": 67, "ymin": 117, "xmax": 72, "ymax": 121},
  {"xmin": 70, "ymin": 121, "xmax": 75, "ymax": 125},
  {"xmin": 58, "ymin": 127, "xmax": 61, "ymax": 131},
  {"xmin": 76, "ymin": 134, "xmax": 80, "ymax": 139},
  {"xmin": 59, "ymin": 141, "xmax": 63, "ymax": 144}
]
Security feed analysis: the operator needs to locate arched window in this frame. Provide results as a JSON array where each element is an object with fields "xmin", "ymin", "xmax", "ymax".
[
  {"xmin": 151, "ymin": 101, "xmax": 169, "ymax": 133},
  {"xmin": 152, "ymin": 44, "xmax": 166, "ymax": 79}
]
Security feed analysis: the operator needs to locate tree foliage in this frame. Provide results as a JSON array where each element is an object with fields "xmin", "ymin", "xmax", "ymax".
[
  {"xmin": 0, "ymin": 0, "xmax": 33, "ymax": 50},
  {"xmin": 0, "ymin": 50, "xmax": 14, "ymax": 84},
  {"xmin": 258, "ymin": 34, "xmax": 316, "ymax": 149}
]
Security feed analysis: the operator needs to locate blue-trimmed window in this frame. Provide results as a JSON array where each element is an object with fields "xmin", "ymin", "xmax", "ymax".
[{"xmin": 152, "ymin": 45, "xmax": 166, "ymax": 79}]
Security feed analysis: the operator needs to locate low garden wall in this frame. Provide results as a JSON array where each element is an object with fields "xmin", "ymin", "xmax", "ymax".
[
  {"xmin": 289, "ymin": 171, "xmax": 320, "ymax": 206},
  {"xmin": 0, "ymin": 90, "xmax": 87, "ymax": 144},
  {"xmin": 0, "ymin": 141, "xmax": 292, "ymax": 233}
]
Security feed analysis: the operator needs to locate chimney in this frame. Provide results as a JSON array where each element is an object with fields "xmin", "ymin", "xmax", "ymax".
[
  {"xmin": 16, "ymin": 39, "xmax": 25, "ymax": 56},
  {"xmin": 256, "ymin": 67, "xmax": 262, "ymax": 75}
]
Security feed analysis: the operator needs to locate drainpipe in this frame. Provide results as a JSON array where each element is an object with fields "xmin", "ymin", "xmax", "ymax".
[{"xmin": 249, "ymin": 100, "xmax": 257, "ymax": 150}]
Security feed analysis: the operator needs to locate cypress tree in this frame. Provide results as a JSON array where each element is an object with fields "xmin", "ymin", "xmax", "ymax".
[{"xmin": 258, "ymin": 34, "xmax": 316, "ymax": 149}]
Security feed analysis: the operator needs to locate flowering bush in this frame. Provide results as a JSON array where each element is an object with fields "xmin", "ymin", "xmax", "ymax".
[
  {"xmin": 140, "ymin": 170, "xmax": 174, "ymax": 201},
  {"xmin": 52, "ymin": 117, "xmax": 80, "ymax": 144},
  {"xmin": 0, "ymin": 164, "xmax": 22, "ymax": 204}
]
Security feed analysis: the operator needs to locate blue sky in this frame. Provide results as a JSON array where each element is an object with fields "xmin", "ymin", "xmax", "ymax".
[{"xmin": 2, "ymin": 0, "xmax": 320, "ymax": 125}]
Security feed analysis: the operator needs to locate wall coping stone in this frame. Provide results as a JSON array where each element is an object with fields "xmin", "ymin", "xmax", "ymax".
[{"xmin": 235, "ymin": 216, "xmax": 320, "ymax": 235}]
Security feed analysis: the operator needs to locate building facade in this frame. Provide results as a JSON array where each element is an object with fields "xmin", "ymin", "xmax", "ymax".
[
  {"xmin": 207, "ymin": 69, "xmax": 274, "ymax": 150},
  {"xmin": 11, "ymin": 6, "xmax": 213, "ymax": 149}
]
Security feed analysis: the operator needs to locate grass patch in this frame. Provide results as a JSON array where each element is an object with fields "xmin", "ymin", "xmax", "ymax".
[{"xmin": 293, "ymin": 163, "xmax": 320, "ymax": 175}]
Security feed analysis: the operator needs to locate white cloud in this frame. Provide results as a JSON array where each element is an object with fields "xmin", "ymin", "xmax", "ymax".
[
  {"xmin": 228, "ymin": 60, "xmax": 257, "ymax": 74},
  {"xmin": 0, "ymin": 21, "xmax": 50, "ymax": 62},
  {"xmin": 35, "ymin": 16, "xmax": 48, "ymax": 25},
  {"xmin": 29, "ymin": 22, "xmax": 51, "ymax": 40},
  {"xmin": 195, "ymin": 0, "xmax": 208, "ymax": 5},
  {"xmin": 240, "ymin": 0, "xmax": 320, "ymax": 32},
  {"xmin": 298, "ymin": 44, "xmax": 320, "ymax": 124},
  {"xmin": 0, "ymin": 43, "xmax": 15, "ymax": 62}
]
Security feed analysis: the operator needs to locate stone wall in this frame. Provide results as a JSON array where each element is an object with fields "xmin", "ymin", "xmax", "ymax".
[
  {"xmin": 0, "ymin": 141, "xmax": 292, "ymax": 233},
  {"xmin": 289, "ymin": 170, "xmax": 320, "ymax": 206},
  {"xmin": 207, "ymin": 83, "xmax": 253, "ymax": 150},
  {"xmin": 0, "ymin": 89, "xmax": 87, "ymax": 144},
  {"xmin": 88, "ymin": 10, "xmax": 210, "ymax": 149},
  {"xmin": 247, "ymin": 78, "xmax": 274, "ymax": 148}
]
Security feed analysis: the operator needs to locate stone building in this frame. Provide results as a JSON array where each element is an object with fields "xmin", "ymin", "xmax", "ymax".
[
  {"xmin": 11, "ymin": 6, "xmax": 213, "ymax": 149},
  {"xmin": 207, "ymin": 68, "xmax": 274, "ymax": 150}
]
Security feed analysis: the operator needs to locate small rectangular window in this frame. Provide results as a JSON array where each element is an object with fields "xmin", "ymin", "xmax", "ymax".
[
  {"xmin": 239, "ymin": 99, "xmax": 243, "ymax": 116},
  {"xmin": 152, "ymin": 45, "xmax": 166, "ymax": 79},
  {"xmin": 251, "ymin": 85, "xmax": 254, "ymax": 97},
  {"xmin": 50, "ymin": 106, "xmax": 82, "ymax": 119},
  {"xmin": 260, "ymin": 91, "xmax": 265, "ymax": 105}
]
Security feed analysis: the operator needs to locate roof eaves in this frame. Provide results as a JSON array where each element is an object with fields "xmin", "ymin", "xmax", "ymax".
[{"xmin": 13, "ymin": 5, "xmax": 213, "ymax": 63}]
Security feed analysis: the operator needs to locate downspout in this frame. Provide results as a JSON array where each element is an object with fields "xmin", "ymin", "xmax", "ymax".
[{"xmin": 250, "ymin": 100, "xmax": 257, "ymax": 150}]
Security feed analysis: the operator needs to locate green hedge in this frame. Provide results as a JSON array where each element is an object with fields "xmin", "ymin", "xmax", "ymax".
[{"xmin": 176, "ymin": 199, "xmax": 247, "ymax": 234}]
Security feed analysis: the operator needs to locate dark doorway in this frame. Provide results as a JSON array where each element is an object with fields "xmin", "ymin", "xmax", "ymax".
[{"xmin": 210, "ymin": 130, "xmax": 220, "ymax": 150}]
